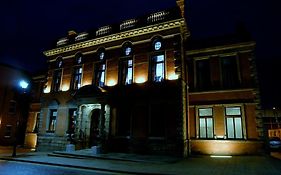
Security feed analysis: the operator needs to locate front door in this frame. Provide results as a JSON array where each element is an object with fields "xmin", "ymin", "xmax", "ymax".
[{"xmin": 90, "ymin": 109, "xmax": 100, "ymax": 146}]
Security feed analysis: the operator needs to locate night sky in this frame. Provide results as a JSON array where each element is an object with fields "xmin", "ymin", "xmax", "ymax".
[{"xmin": 0, "ymin": 0, "xmax": 280, "ymax": 108}]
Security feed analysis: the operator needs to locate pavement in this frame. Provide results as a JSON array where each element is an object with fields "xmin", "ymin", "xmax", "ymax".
[{"xmin": 1, "ymin": 146, "xmax": 281, "ymax": 175}]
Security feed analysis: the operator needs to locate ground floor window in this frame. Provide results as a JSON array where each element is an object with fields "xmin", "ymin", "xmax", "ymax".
[
  {"xmin": 48, "ymin": 109, "xmax": 57, "ymax": 132},
  {"xmin": 4, "ymin": 125, "xmax": 12, "ymax": 138},
  {"xmin": 225, "ymin": 107, "xmax": 243, "ymax": 139},
  {"xmin": 198, "ymin": 108, "xmax": 214, "ymax": 138}
]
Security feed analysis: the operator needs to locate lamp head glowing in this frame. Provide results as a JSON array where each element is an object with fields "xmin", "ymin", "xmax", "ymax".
[{"xmin": 19, "ymin": 80, "xmax": 29, "ymax": 89}]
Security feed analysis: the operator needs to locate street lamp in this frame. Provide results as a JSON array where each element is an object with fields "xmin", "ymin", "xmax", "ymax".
[{"xmin": 12, "ymin": 80, "xmax": 29, "ymax": 157}]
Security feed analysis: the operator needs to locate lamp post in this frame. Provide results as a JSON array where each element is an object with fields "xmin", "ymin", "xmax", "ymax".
[{"xmin": 12, "ymin": 80, "xmax": 29, "ymax": 157}]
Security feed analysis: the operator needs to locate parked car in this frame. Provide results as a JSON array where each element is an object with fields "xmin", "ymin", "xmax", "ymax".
[{"xmin": 269, "ymin": 137, "xmax": 281, "ymax": 150}]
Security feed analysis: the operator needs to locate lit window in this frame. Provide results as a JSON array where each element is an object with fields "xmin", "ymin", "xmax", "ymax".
[
  {"xmin": 48, "ymin": 109, "xmax": 57, "ymax": 132},
  {"xmin": 95, "ymin": 64, "xmax": 106, "ymax": 87},
  {"xmin": 72, "ymin": 66, "xmax": 83, "ymax": 90},
  {"xmin": 52, "ymin": 69, "xmax": 62, "ymax": 92},
  {"xmin": 225, "ymin": 107, "xmax": 243, "ymax": 139},
  {"xmin": 125, "ymin": 47, "xmax": 132, "ymax": 56},
  {"xmin": 198, "ymin": 108, "xmax": 213, "ymax": 138},
  {"xmin": 58, "ymin": 60, "xmax": 63, "ymax": 68},
  {"xmin": 99, "ymin": 52, "xmax": 105, "ymax": 60},
  {"xmin": 154, "ymin": 41, "xmax": 162, "ymax": 50},
  {"xmin": 119, "ymin": 59, "xmax": 133, "ymax": 85},
  {"xmin": 77, "ymin": 57, "xmax": 82, "ymax": 64},
  {"xmin": 151, "ymin": 55, "xmax": 165, "ymax": 82}
]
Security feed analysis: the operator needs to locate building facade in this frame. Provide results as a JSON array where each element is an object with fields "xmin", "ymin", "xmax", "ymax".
[
  {"xmin": 187, "ymin": 39, "xmax": 263, "ymax": 155},
  {"xmin": 34, "ymin": 0, "xmax": 263, "ymax": 156},
  {"xmin": 37, "ymin": 2, "xmax": 190, "ymax": 156}
]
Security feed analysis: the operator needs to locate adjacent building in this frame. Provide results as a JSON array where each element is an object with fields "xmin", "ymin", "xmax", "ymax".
[
  {"xmin": 33, "ymin": 0, "xmax": 263, "ymax": 156},
  {"xmin": 186, "ymin": 36, "xmax": 263, "ymax": 155},
  {"xmin": 0, "ymin": 64, "xmax": 30, "ymax": 146}
]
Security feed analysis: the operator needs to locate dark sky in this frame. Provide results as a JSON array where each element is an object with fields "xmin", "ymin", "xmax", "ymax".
[{"xmin": 0, "ymin": 0, "xmax": 280, "ymax": 108}]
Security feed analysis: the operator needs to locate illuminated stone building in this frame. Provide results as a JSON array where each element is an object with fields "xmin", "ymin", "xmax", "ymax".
[
  {"xmin": 0, "ymin": 64, "xmax": 30, "ymax": 146},
  {"xmin": 35, "ymin": 0, "xmax": 262, "ymax": 156}
]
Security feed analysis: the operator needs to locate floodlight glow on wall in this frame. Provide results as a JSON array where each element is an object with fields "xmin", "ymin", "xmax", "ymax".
[
  {"xmin": 107, "ymin": 79, "xmax": 117, "ymax": 86},
  {"xmin": 135, "ymin": 76, "xmax": 146, "ymax": 84}
]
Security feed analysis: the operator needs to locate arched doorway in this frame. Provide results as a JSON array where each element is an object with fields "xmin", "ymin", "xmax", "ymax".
[{"xmin": 89, "ymin": 109, "xmax": 100, "ymax": 147}]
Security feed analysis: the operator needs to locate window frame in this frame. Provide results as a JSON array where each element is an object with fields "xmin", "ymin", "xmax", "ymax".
[
  {"xmin": 8, "ymin": 100, "xmax": 17, "ymax": 115},
  {"xmin": 224, "ymin": 106, "xmax": 244, "ymax": 139},
  {"xmin": 47, "ymin": 109, "xmax": 57, "ymax": 133},
  {"xmin": 194, "ymin": 58, "xmax": 211, "ymax": 91},
  {"xmin": 198, "ymin": 107, "xmax": 214, "ymax": 139},
  {"xmin": 71, "ymin": 65, "xmax": 83, "ymax": 90},
  {"xmin": 220, "ymin": 54, "xmax": 241, "ymax": 89},
  {"xmin": 4, "ymin": 125, "xmax": 12, "ymax": 138}
]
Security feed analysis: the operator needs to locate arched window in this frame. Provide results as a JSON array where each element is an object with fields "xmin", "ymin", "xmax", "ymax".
[
  {"xmin": 119, "ymin": 42, "xmax": 133, "ymax": 85},
  {"xmin": 95, "ymin": 48, "xmax": 106, "ymax": 87},
  {"xmin": 150, "ymin": 37, "xmax": 165, "ymax": 82},
  {"xmin": 52, "ymin": 57, "xmax": 63, "ymax": 92},
  {"xmin": 71, "ymin": 53, "xmax": 83, "ymax": 90}
]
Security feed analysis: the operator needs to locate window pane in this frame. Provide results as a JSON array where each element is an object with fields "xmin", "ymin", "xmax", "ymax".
[
  {"xmin": 199, "ymin": 118, "xmax": 206, "ymax": 138},
  {"xmin": 234, "ymin": 117, "xmax": 243, "ymax": 138},
  {"xmin": 126, "ymin": 67, "xmax": 133, "ymax": 84},
  {"xmin": 196, "ymin": 59, "xmax": 211, "ymax": 90},
  {"xmin": 227, "ymin": 118, "xmax": 234, "ymax": 138},
  {"xmin": 99, "ymin": 72, "xmax": 105, "ymax": 86},
  {"xmin": 156, "ymin": 55, "xmax": 164, "ymax": 62},
  {"xmin": 226, "ymin": 107, "xmax": 241, "ymax": 115},
  {"xmin": 221, "ymin": 56, "xmax": 239, "ymax": 88},
  {"xmin": 199, "ymin": 108, "xmax": 212, "ymax": 116},
  {"xmin": 206, "ymin": 118, "xmax": 213, "ymax": 138}
]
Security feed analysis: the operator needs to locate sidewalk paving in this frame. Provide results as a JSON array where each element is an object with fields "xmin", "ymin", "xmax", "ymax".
[{"xmin": 1, "ymin": 147, "xmax": 281, "ymax": 175}]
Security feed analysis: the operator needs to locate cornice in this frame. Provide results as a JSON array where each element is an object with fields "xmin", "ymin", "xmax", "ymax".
[
  {"xmin": 186, "ymin": 41, "xmax": 256, "ymax": 56},
  {"xmin": 44, "ymin": 18, "xmax": 188, "ymax": 57}
]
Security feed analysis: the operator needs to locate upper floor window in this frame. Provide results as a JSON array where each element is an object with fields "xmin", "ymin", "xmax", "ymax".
[
  {"xmin": 221, "ymin": 56, "xmax": 240, "ymax": 89},
  {"xmin": 125, "ymin": 47, "xmax": 132, "ymax": 56},
  {"xmin": 119, "ymin": 59, "xmax": 133, "ymax": 85},
  {"xmin": 95, "ymin": 64, "xmax": 106, "ymax": 87},
  {"xmin": 225, "ymin": 106, "xmax": 243, "ymax": 139},
  {"xmin": 154, "ymin": 41, "xmax": 162, "ymax": 50},
  {"xmin": 195, "ymin": 59, "xmax": 211, "ymax": 90},
  {"xmin": 52, "ymin": 69, "xmax": 62, "ymax": 92},
  {"xmin": 52, "ymin": 58, "xmax": 63, "ymax": 92},
  {"xmin": 151, "ymin": 38, "xmax": 165, "ymax": 82},
  {"xmin": 119, "ymin": 43, "xmax": 133, "ymax": 85},
  {"xmin": 151, "ymin": 55, "xmax": 165, "ymax": 82},
  {"xmin": 99, "ymin": 52, "xmax": 105, "ymax": 60},
  {"xmin": 198, "ymin": 108, "xmax": 214, "ymax": 138},
  {"xmin": 72, "ymin": 66, "xmax": 83, "ymax": 90},
  {"xmin": 71, "ymin": 54, "xmax": 83, "ymax": 90}
]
